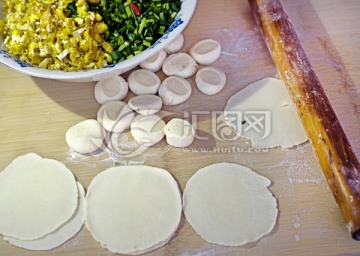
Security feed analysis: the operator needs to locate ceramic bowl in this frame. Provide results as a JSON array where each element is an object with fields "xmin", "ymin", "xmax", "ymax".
[{"xmin": 0, "ymin": 0, "xmax": 197, "ymax": 82}]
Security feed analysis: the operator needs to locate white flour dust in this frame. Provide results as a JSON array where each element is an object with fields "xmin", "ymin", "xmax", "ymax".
[
  {"xmin": 201, "ymin": 28, "xmax": 278, "ymax": 86},
  {"xmin": 267, "ymin": 144, "xmax": 325, "ymax": 185},
  {"xmin": 294, "ymin": 234, "xmax": 301, "ymax": 242},
  {"xmin": 64, "ymin": 131, "xmax": 172, "ymax": 168}
]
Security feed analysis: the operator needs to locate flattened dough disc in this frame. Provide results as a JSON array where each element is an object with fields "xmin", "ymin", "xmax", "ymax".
[
  {"xmin": 224, "ymin": 77, "xmax": 308, "ymax": 148},
  {"xmin": 0, "ymin": 153, "xmax": 78, "ymax": 240},
  {"xmin": 183, "ymin": 162, "xmax": 278, "ymax": 246},
  {"xmin": 4, "ymin": 182, "xmax": 85, "ymax": 250},
  {"xmin": 85, "ymin": 165, "xmax": 182, "ymax": 254}
]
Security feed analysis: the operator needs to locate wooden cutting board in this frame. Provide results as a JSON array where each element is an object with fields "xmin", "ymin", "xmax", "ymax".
[{"xmin": 0, "ymin": 0, "xmax": 359, "ymax": 255}]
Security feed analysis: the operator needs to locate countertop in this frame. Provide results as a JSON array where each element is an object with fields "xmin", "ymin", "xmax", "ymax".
[{"xmin": 1, "ymin": 0, "xmax": 360, "ymax": 255}]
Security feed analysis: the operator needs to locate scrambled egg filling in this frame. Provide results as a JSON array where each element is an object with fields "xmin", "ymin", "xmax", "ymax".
[{"xmin": 1, "ymin": 0, "xmax": 113, "ymax": 70}]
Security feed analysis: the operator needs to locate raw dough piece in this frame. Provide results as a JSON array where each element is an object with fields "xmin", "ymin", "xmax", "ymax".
[
  {"xmin": 190, "ymin": 39, "xmax": 221, "ymax": 65},
  {"xmin": 224, "ymin": 77, "xmax": 308, "ymax": 148},
  {"xmin": 85, "ymin": 166, "xmax": 182, "ymax": 254},
  {"xmin": 66, "ymin": 119, "xmax": 105, "ymax": 154},
  {"xmin": 0, "ymin": 153, "xmax": 78, "ymax": 240},
  {"xmin": 97, "ymin": 101, "xmax": 135, "ymax": 133},
  {"xmin": 139, "ymin": 50, "xmax": 167, "ymax": 72},
  {"xmin": 165, "ymin": 34, "xmax": 184, "ymax": 54},
  {"xmin": 128, "ymin": 95, "xmax": 162, "ymax": 115},
  {"xmin": 195, "ymin": 66, "xmax": 226, "ymax": 95},
  {"xmin": 128, "ymin": 69, "xmax": 161, "ymax": 95},
  {"xmin": 183, "ymin": 162, "xmax": 278, "ymax": 246},
  {"xmin": 162, "ymin": 52, "xmax": 197, "ymax": 78},
  {"xmin": 158, "ymin": 76, "xmax": 192, "ymax": 105},
  {"xmin": 4, "ymin": 182, "xmax": 85, "ymax": 250},
  {"xmin": 164, "ymin": 118, "xmax": 195, "ymax": 147},
  {"xmin": 131, "ymin": 114, "xmax": 165, "ymax": 147},
  {"xmin": 94, "ymin": 76, "xmax": 129, "ymax": 105}
]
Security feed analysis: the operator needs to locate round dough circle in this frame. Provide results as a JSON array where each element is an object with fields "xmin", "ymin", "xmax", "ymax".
[
  {"xmin": 4, "ymin": 182, "xmax": 85, "ymax": 250},
  {"xmin": 0, "ymin": 153, "xmax": 78, "ymax": 240},
  {"xmin": 159, "ymin": 76, "xmax": 192, "ymax": 106},
  {"xmin": 162, "ymin": 52, "xmax": 197, "ymax": 78},
  {"xmin": 195, "ymin": 66, "xmax": 226, "ymax": 95},
  {"xmin": 97, "ymin": 101, "xmax": 135, "ymax": 133},
  {"xmin": 85, "ymin": 166, "xmax": 182, "ymax": 254},
  {"xmin": 183, "ymin": 163, "xmax": 278, "ymax": 246},
  {"xmin": 128, "ymin": 69, "xmax": 161, "ymax": 95},
  {"xmin": 224, "ymin": 77, "xmax": 308, "ymax": 148},
  {"xmin": 66, "ymin": 119, "xmax": 105, "ymax": 154},
  {"xmin": 94, "ymin": 76, "xmax": 129, "ymax": 105}
]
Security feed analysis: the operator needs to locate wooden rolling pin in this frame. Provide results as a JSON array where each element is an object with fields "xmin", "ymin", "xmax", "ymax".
[{"xmin": 248, "ymin": 0, "xmax": 360, "ymax": 240}]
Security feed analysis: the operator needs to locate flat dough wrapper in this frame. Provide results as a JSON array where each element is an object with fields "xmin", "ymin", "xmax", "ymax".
[
  {"xmin": 183, "ymin": 162, "xmax": 278, "ymax": 246},
  {"xmin": 224, "ymin": 77, "xmax": 308, "ymax": 148},
  {"xmin": 4, "ymin": 182, "xmax": 85, "ymax": 250},
  {"xmin": 0, "ymin": 153, "xmax": 78, "ymax": 240},
  {"xmin": 85, "ymin": 166, "xmax": 182, "ymax": 254}
]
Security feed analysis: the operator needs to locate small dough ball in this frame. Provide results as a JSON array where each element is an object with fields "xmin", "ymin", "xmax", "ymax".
[
  {"xmin": 94, "ymin": 76, "xmax": 129, "ymax": 105},
  {"xmin": 165, "ymin": 34, "xmax": 184, "ymax": 54},
  {"xmin": 183, "ymin": 163, "xmax": 278, "ymax": 246},
  {"xmin": 85, "ymin": 166, "xmax": 182, "ymax": 254},
  {"xmin": 164, "ymin": 118, "xmax": 195, "ymax": 148},
  {"xmin": 97, "ymin": 101, "xmax": 135, "ymax": 133},
  {"xmin": 0, "ymin": 153, "xmax": 78, "ymax": 240},
  {"xmin": 139, "ymin": 50, "xmax": 167, "ymax": 72},
  {"xmin": 158, "ymin": 76, "xmax": 192, "ymax": 106},
  {"xmin": 190, "ymin": 39, "xmax": 221, "ymax": 65},
  {"xmin": 195, "ymin": 66, "xmax": 226, "ymax": 95},
  {"xmin": 4, "ymin": 182, "xmax": 85, "ymax": 250},
  {"xmin": 162, "ymin": 52, "xmax": 197, "ymax": 78},
  {"xmin": 128, "ymin": 95, "xmax": 163, "ymax": 115},
  {"xmin": 131, "ymin": 114, "xmax": 165, "ymax": 147},
  {"xmin": 66, "ymin": 119, "xmax": 105, "ymax": 154},
  {"xmin": 128, "ymin": 69, "xmax": 161, "ymax": 95}
]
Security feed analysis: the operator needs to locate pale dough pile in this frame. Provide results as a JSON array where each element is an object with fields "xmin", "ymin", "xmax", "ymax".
[
  {"xmin": 164, "ymin": 118, "xmax": 195, "ymax": 148},
  {"xmin": 183, "ymin": 162, "xmax": 278, "ymax": 246},
  {"xmin": 165, "ymin": 34, "xmax": 184, "ymax": 54},
  {"xmin": 85, "ymin": 165, "xmax": 182, "ymax": 254},
  {"xmin": 195, "ymin": 66, "xmax": 226, "ymax": 95},
  {"xmin": 128, "ymin": 95, "xmax": 163, "ymax": 115},
  {"xmin": 158, "ymin": 76, "xmax": 192, "ymax": 106},
  {"xmin": 190, "ymin": 39, "xmax": 221, "ymax": 65},
  {"xmin": 128, "ymin": 69, "xmax": 161, "ymax": 95},
  {"xmin": 130, "ymin": 114, "xmax": 165, "ymax": 147},
  {"xmin": 224, "ymin": 77, "xmax": 308, "ymax": 148},
  {"xmin": 162, "ymin": 52, "xmax": 197, "ymax": 78},
  {"xmin": 0, "ymin": 153, "xmax": 79, "ymax": 241},
  {"xmin": 66, "ymin": 119, "xmax": 105, "ymax": 154},
  {"xmin": 97, "ymin": 101, "xmax": 135, "ymax": 133},
  {"xmin": 4, "ymin": 182, "xmax": 85, "ymax": 250},
  {"xmin": 94, "ymin": 76, "xmax": 129, "ymax": 105},
  {"xmin": 139, "ymin": 50, "xmax": 167, "ymax": 72}
]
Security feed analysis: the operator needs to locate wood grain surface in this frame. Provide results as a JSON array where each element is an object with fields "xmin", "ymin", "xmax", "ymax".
[
  {"xmin": 249, "ymin": 0, "xmax": 360, "ymax": 240},
  {"xmin": 0, "ymin": 0, "xmax": 360, "ymax": 255}
]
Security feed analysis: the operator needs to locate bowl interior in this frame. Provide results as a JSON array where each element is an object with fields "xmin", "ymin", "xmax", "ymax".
[{"xmin": 0, "ymin": 0, "xmax": 197, "ymax": 82}]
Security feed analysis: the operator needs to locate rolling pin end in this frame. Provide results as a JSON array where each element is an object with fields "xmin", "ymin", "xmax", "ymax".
[{"xmin": 353, "ymin": 230, "xmax": 360, "ymax": 241}]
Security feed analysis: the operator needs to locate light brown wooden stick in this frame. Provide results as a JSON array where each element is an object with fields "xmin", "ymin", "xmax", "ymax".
[{"xmin": 248, "ymin": 0, "xmax": 360, "ymax": 240}]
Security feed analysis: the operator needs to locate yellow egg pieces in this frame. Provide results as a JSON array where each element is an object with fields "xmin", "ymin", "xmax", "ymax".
[{"xmin": 1, "ymin": 0, "xmax": 111, "ymax": 70}]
